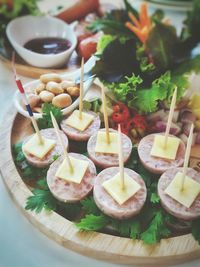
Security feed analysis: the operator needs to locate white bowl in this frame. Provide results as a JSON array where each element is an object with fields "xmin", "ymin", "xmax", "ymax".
[
  {"xmin": 6, "ymin": 15, "xmax": 77, "ymax": 68},
  {"xmin": 14, "ymin": 56, "xmax": 97, "ymax": 119}
]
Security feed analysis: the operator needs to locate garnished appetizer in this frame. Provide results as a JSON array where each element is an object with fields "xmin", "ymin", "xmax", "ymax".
[
  {"xmin": 158, "ymin": 124, "xmax": 200, "ymax": 220},
  {"xmin": 87, "ymin": 85, "xmax": 132, "ymax": 168},
  {"xmin": 13, "ymin": 63, "xmax": 69, "ymax": 169},
  {"xmin": 47, "ymin": 113, "xmax": 96, "ymax": 202},
  {"xmin": 93, "ymin": 125, "xmax": 147, "ymax": 219},
  {"xmin": 61, "ymin": 58, "xmax": 101, "ymax": 141},
  {"xmin": 138, "ymin": 88, "xmax": 186, "ymax": 174},
  {"xmin": 22, "ymin": 128, "xmax": 68, "ymax": 168}
]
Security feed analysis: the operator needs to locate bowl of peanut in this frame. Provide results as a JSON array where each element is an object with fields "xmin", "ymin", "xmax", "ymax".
[{"xmin": 14, "ymin": 69, "xmax": 95, "ymax": 119}]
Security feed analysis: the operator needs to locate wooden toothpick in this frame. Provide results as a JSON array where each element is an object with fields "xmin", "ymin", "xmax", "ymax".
[
  {"xmin": 79, "ymin": 57, "xmax": 84, "ymax": 120},
  {"xmin": 180, "ymin": 123, "xmax": 194, "ymax": 191},
  {"xmin": 118, "ymin": 124, "xmax": 125, "ymax": 190},
  {"xmin": 101, "ymin": 85, "xmax": 110, "ymax": 144},
  {"xmin": 50, "ymin": 112, "xmax": 73, "ymax": 172},
  {"xmin": 12, "ymin": 52, "xmax": 43, "ymax": 145},
  {"xmin": 164, "ymin": 87, "xmax": 177, "ymax": 148}
]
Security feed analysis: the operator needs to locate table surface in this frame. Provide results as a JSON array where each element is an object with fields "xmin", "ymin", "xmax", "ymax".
[{"xmin": 0, "ymin": 2, "xmax": 200, "ymax": 267}]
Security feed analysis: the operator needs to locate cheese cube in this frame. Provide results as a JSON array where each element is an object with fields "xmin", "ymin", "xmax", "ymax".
[
  {"xmin": 103, "ymin": 172, "xmax": 141, "ymax": 205},
  {"xmin": 55, "ymin": 156, "xmax": 89, "ymax": 184},
  {"xmin": 65, "ymin": 110, "xmax": 94, "ymax": 131},
  {"xmin": 23, "ymin": 134, "xmax": 55, "ymax": 159},
  {"xmin": 151, "ymin": 134, "xmax": 180, "ymax": 160},
  {"xmin": 165, "ymin": 171, "xmax": 200, "ymax": 208},
  {"xmin": 95, "ymin": 131, "xmax": 118, "ymax": 154}
]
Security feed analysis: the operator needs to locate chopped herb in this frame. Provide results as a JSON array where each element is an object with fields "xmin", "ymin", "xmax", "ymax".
[
  {"xmin": 81, "ymin": 196, "xmax": 100, "ymax": 215},
  {"xmin": 25, "ymin": 188, "xmax": 57, "ymax": 213},
  {"xmin": 76, "ymin": 214, "xmax": 109, "ymax": 231},
  {"xmin": 192, "ymin": 218, "xmax": 200, "ymax": 245},
  {"xmin": 37, "ymin": 103, "xmax": 63, "ymax": 129}
]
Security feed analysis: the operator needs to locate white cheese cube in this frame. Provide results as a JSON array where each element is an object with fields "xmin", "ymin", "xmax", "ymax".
[
  {"xmin": 103, "ymin": 172, "xmax": 141, "ymax": 205},
  {"xmin": 23, "ymin": 134, "xmax": 55, "ymax": 159},
  {"xmin": 95, "ymin": 131, "xmax": 118, "ymax": 154},
  {"xmin": 55, "ymin": 156, "xmax": 89, "ymax": 184},
  {"xmin": 65, "ymin": 110, "xmax": 94, "ymax": 131},
  {"xmin": 165, "ymin": 171, "xmax": 200, "ymax": 208},
  {"xmin": 151, "ymin": 134, "xmax": 180, "ymax": 160}
]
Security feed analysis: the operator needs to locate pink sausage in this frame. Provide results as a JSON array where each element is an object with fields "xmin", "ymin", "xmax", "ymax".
[
  {"xmin": 158, "ymin": 167, "xmax": 200, "ymax": 220},
  {"xmin": 47, "ymin": 153, "xmax": 96, "ymax": 202},
  {"xmin": 87, "ymin": 128, "xmax": 132, "ymax": 168},
  {"xmin": 93, "ymin": 167, "xmax": 147, "ymax": 219},
  {"xmin": 22, "ymin": 128, "xmax": 68, "ymax": 168},
  {"xmin": 138, "ymin": 133, "xmax": 185, "ymax": 175}
]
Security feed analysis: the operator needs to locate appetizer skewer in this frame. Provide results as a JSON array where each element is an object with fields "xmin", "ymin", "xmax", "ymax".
[
  {"xmin": 93, "ymin": 125, "xmax": 147, "ymax": 219},
  {"xmin": 12, "ymin": 54, "xmax": 69, "ymax": 168},
  {"xmin": 138, "ymin": 89, "xmax": 186, "ymax": 174},
  {"xmin": 47, "ymin": 113, "xmax": 97, "ymax": 203},
  {"xmin": 158, "ymin": 123, "xmax": 200, "ymax": 220},
  {"xmin": 61, "ymin": 58, "xmax": 101, "ymax": 141},
  {"xmin": 87, "ymin": 86, "xmax": 132, "ymax": 168}
]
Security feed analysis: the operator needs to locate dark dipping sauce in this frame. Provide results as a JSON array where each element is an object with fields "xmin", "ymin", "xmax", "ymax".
[{"xmin": 24, "ymin": 37, "xmax": 71, "ymax": 55}]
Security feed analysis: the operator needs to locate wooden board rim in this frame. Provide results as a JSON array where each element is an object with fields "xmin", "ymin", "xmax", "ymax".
[{"xmin": 0, "ymin": 107, "xmax": 200, "ymax": 266}]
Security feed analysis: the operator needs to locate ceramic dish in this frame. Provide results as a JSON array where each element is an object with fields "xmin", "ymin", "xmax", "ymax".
[
  {"xmin": 14, "ymin": 56, "xmax": 96, "ymax": 118},
  {"xmin": 6, "ymin": 15, "xmax": 77, "ymax": 68}
]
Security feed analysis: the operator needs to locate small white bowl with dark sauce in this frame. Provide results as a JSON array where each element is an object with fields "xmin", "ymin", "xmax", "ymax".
[{"xmin": 6, "ymin": 15, "xmax": 77, "ymax": 68}]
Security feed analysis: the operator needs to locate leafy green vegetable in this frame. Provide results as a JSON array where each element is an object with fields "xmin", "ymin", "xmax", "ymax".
[
  {"xmin": 13, "ymin": 142, "xmax": 48, "ymax": 180},
  {"xmin": 146, "ymin": 22, "xmax": 179, "ymax": 70},
  {"xmin": 105, "ymin": 71, "xmax": 187, "ymax": 114},
  {"xmin": 25, "ymin": 188, "xmax": 57, "ymax": 213},
  {"xmin": 81, "ymin": 196, "xmax": 100, "ymax": 215},
  {"xmin": 191, "ymin": 218, "xmax": 200, "ymax": 245},
  {"xmin": 0, "ymin": 0, "xmax": 40, "ymax": 45},
  {"xmin": 141, "ymin": 211, "xmax": 171, "ymax": 244},
  {"xmin": 96, "ymin": 34, "xmax": 115, "ymax": 54},
  {"xmin": 37, "ymin": 103, "xmax": 63, "ymax": 129},
  {"xmin": 181, "ymin": 0, "xmax": 200, "ymax": 45},
  {"xmin": 136, "ymin": 44, "xmax": 155, "ymax": 73},
  {"xmin": 124, "ymin": 0, "xmax": 139, "ymax": 18},
  {"xmin": 111, "ymin": 218, "xmax": 141, "ymax": 239},
  {"xmin": 88, "ymin": 9, "xmax": 132, "ymax": 37},
  {"xmin": 76, "ymin": 214, "xmax": 109, "ymax": 231},
  {"xmin": 93, "ymin": 38, "xmax": 140, "ymax": 82},
  {"xmin": 105, "ymin": 74, "xmax": 142, "ymax": 103}
]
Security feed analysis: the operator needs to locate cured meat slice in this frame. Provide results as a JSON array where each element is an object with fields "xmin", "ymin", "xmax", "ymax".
[
  {"xmin": 138, "ymin": 134, "xmax": 185, "ymax": 175},
  {"xmin": 87, "ymin": 128, "xmax": 132, "ymax": 168},
  {"xmin": 22, "ymin": 128, "xmax": 68, "ymax": 168},
  {"xmin": 93, "ymin": 167, "xmax": 147, "ymax": 219},
  {"xmin": 61, "ymin": 111, "xmax": 101, "ymax": 142},
  {"xmin": 47, "ymin": 153, "xmax": 96, "ymax": 202},
  {"xmin": 158, "ymin": 167, "xmax": 200, "ymax": 220}
]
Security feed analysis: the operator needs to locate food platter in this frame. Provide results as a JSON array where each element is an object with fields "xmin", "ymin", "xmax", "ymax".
[
  {"xmin": 1, "ymin": 0, "xmax": 200, "ymax": 265},
  {"xmin": 0, "ymin": 105, "xmax": 200, "ymax": 266}
]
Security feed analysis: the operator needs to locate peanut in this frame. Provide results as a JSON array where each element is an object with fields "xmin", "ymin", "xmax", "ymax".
[
  {"xmin": 61, "ymin": 80, "xmax": 76, "ymax": 91},
  {"xmin": 46, "ymin": 81, "xmax": 64, "ymax": 95},
  {"xmin": 67, "ymin": 86, "xmax": 80, "ymax": 97},
  {"xmin": 39, "ymin": 90, "xmax": 55, "ymax": 103},
  {"xmin": 35, "ymin": 83, "xmax": 45, "ymax": 94},
  {"xmin": 40, "ymin": 73, "xmax": 62, "ymax": 84},
  {"xmin": 52, "ymin": 93, "xmax": 72, "ymax": 108}
]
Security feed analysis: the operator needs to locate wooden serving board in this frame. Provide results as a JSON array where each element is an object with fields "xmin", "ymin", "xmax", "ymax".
[
  {"xmin": 0, "ymin": 50, "xmax": 81, "ymax": 79},
  {"xmin": 0, "ymin": 108, "xmax": 200, "ymax": 266}
]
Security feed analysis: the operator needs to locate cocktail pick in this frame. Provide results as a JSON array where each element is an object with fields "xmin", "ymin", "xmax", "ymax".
[
  {"xmin": 79, "ymin": 57, "xmax": 84, "ymax": 120},
  {"xmin": 180, "ymin": 123, "xmax": 194, "ymax": 191},
  {"xmin": 101, "ymin": 85, "xmax": 110, "ymax": 144},
  {"xmin": 12, "ymin": 52, "xmax": 43, "ymax": 144},
  {"xmin": 50, "ymin": 112, "xmax": 73, "ymax": 172},
  {"xmin": 118, "ymin": 124, "xmax": 125, "ymax": 190},
  {"xmin": 164, "ymin": 87, "xmax": 177, "ymax": 148}
]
